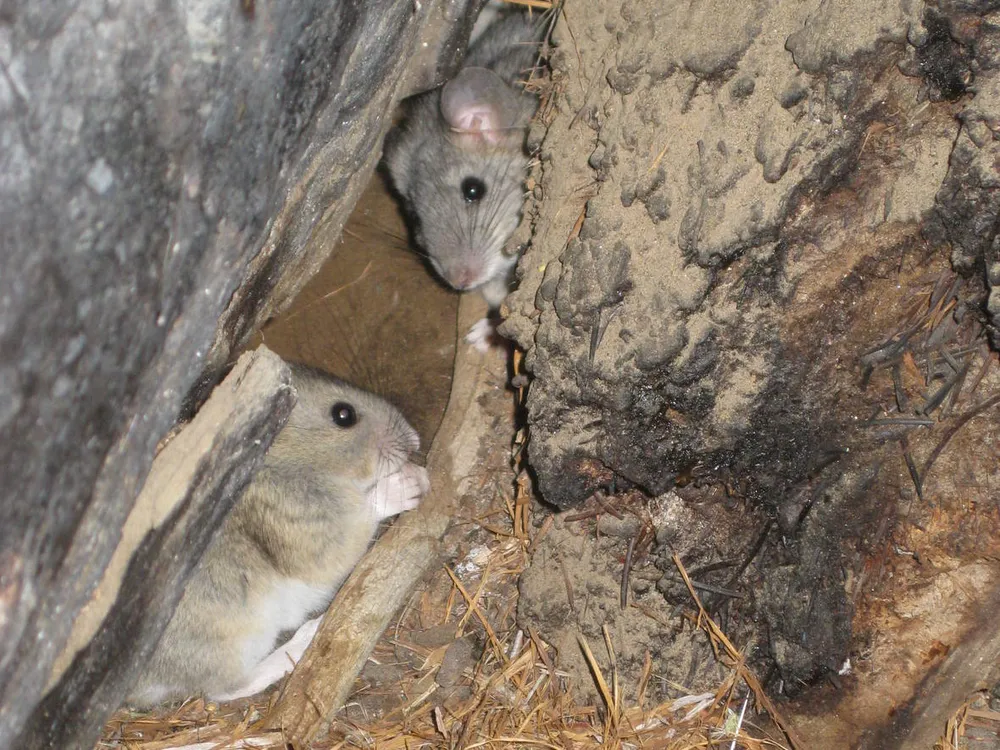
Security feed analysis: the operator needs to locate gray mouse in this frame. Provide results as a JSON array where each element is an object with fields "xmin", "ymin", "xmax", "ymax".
[
  {"xmin": 384, "ymin": 10, "xmax": 546, "ymax": 348},
  {"xmin": 127, "ymin": 363, "xmax": 429, "ymax": 706}
]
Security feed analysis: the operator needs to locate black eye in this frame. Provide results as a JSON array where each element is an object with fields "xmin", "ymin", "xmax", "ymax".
[
  {"xmin": 330, "ymin": 402, "xmax": 357, "ymax": 428},
  {"xmin": 461, "ymin": 176, "xmax": 486, "ymax": 203}
]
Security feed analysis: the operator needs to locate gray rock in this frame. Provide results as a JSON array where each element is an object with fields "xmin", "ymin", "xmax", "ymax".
[
  {"xmin": 0, "ymin": 0, "xmax": 482, "ymax": 746},
  {"xmin": 436, "ymin": 637, "xmax": 477, "ymax": 688}
]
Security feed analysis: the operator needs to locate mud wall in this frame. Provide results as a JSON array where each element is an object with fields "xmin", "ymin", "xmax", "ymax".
[
  {"xmin": 0, "ymin": 0, "xmax": 482, "ymax": 747},
  {"xmin": 505, "ymin": 0, "xmax": 999, "ymax": 507},
  {"xmin": 503, "ymin": 0, "xmax": 1000, "ymax": 737}
]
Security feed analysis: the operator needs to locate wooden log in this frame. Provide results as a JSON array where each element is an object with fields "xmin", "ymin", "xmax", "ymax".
[
  {"xmin": 891, "ymin": 573, "xmax": 1000, "ymax": 749},
  {"xmin": 0, "ymin": 0, "xmax": 482, "ymax": 745},
  {"xmin": 16, "ymin": 348, "xmax": 294, "ymax": 750}
]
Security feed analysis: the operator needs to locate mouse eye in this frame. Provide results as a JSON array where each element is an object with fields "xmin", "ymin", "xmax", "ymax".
[
  {"xmin": 330, "ymin": 402, "xmax": 357, "ymax": 428},
  {"xmin": 461, "ymin": 176, "xmax": 486, "ymax": 203}
]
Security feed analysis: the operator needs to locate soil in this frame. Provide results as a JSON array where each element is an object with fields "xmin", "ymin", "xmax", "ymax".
[{"xmin": 516, "ymin": 493, "xmax": 749, "ymax": 709}]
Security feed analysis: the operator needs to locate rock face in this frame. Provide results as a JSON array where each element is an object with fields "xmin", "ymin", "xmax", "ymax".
[
  {"xmin": 0, "ymin": 0, "xmax": 481, "ymax": 747},
  {"xmin": 503, "ymin": 0, "xmax": 1000, "ymax": 733},
  {"xmin": 22, "ymin": 349, "xmax": 295, "ymax": 750}
]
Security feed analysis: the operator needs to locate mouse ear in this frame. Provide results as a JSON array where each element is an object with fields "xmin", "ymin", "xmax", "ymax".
[{"xmin": 441, "ymin": 67, "xmax": 524, "ymax": 146}]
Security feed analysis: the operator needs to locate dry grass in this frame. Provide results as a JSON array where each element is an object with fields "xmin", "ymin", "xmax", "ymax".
[
  {"xmin": 101, "ymin": 462, "xmax": 794, "ymax": 750},
  {"xmin": 937, "ymin": 692, "xmax": 1000, "ymax": 750}
]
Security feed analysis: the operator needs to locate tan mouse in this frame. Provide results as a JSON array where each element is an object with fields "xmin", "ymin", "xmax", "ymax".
[{"xmin": 127, "ymin": 363, "xmax": 429, "ymax": 706}]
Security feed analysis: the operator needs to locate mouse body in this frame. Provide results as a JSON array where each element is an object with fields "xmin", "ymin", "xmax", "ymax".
[
  {"xmin": 384, "ymin": 10, "xmax": 545, "ymax": 314},
  {"xmin": 127, "ymin": 363, "xmax": 429, "ymax": 706}
]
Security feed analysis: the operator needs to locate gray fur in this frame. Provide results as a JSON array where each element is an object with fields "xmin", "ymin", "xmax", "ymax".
[{"xmin": 384, "ymin": 11, "xmax": 545, "ymax": 307}]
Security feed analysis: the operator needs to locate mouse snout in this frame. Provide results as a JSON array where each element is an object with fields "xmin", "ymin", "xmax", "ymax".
[
  {"xmin": 445, "ymin": 262, "xmax": 484, "ymax": 291},
  {"xmin": 375, "ymin": 421, "xmax": 420, "ymax": 469}
]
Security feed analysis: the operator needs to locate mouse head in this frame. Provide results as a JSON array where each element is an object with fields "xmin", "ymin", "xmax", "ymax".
[
  {"xmin": 389, "ymin": 67, "xmax": 535, "ymax": 296},
  {"xmin": 268, "ymin": 365, "xmax": 420, "ymax": 491}
]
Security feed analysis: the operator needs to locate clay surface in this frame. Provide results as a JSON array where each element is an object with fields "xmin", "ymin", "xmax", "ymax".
[{"xmin": 503, "ymin": 0, "xmax": 1000, "ymax": 744}]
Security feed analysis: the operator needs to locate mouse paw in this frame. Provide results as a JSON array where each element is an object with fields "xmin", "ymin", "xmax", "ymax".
[
  {"xmin": 368, "ymin": 463, "xmax": 429, "ymax": 521},
  {"xmin": 465, "ymin": 317, "xmax": 496, "ymax": 352},
  {"xmin": 211, "ymin": 616, "xmax": 322, "ymax": 702}
]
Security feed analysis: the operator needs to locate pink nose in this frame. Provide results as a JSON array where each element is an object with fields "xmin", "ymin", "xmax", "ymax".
[{"xmin": 449, "ymin": 266, "xmax": 479, "ymax": 290}]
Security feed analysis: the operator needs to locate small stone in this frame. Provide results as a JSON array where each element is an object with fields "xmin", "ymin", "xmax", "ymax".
[
  {"xmin": 655, "ymin": 575, "xmax": 677, "ymax": 597},
  {"xmin": 778, "ymin": 81, "xmax": 808, "ymax": 109},
  {"xmin": 730, "ymin": 76, "xmax": 755, "ymax": 100},
  {"xmin": 363, "ymin": 661, "xmax": 405, "ymax": 687},
  {"xmin": 597, "ymin": 514, "xmax": 642, "ymax": 538},
  {"xmin": 409, "ymin": 622, "xmax": 457, "ymax": 649},
  {"xmin": 631, "ymin": 577, "xmax": 652, "ymax": 594},
  {"xmin": 654, "ymin": 525, "xmax": 674, "ymax": 547},
  {"xmin": 437, "ymin": 637, "xmax": 475, "ymax": 688},
  {"xmin": 987, "ymin": 261, "xmax": 1000, "ymax": 287},
  {"xmin": 85, "ymin": 159, "xmax": 114, "ymax": 195}
]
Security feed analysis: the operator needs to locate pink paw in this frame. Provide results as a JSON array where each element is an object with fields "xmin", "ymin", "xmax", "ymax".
[
  {"xmin": 367, "ymin": 463, "xmax": 429, "ymax": 521},
  {"xmin": 465, "ymin": 317, "xmax": 495, "ymax": 352}
]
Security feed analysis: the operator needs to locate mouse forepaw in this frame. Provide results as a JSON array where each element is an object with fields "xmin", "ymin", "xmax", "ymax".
[
  {"xmin": 368, "ymin": 463, "xmax": 429, "ymax": 521},
  {"xmin": 465, "ymin": 317, "xmax": 495, "ymax": 352}
]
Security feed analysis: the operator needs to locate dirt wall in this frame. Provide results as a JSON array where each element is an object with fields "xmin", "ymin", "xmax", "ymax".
[{"xmin": 505, "ymin": 0, "xmax": 1000, "ymax": 742}]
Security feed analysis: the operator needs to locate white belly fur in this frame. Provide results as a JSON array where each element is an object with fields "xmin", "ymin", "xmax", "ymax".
[{"xmin": 240, "ymin": 578, "xmax": 332, "ymax": 671}]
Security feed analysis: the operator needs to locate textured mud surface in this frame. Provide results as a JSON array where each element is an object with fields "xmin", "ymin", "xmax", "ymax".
[
  {"xmin": 504, "ymin": 0, "xmax": 942, "ymax": 507},
  {"xmin": 517, "ymin": 493, "xmax": 750, "ymax": 708},
  {"xmin": 503, "ymin": 0, "xmax": 1000, "ymax": 745}
]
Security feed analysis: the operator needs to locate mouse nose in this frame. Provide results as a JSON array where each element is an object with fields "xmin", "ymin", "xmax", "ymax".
[{"xmin": 448, "ymin": 264, "xmax": 480, "ymax": 291}]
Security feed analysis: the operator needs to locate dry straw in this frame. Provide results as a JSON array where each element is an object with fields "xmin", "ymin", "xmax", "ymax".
[{"xmin": 103, "ymin": 498, "xmax": 798, "ymax": 750}]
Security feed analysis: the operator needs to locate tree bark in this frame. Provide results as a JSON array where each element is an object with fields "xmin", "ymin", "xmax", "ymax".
[
  {"xmin": 501, "ymin": 0, "xmax": 1000, "ymax": 743},
  {"xmin": 0, "ymin": 0, "xmax": 481, "ymax": 745},
  {"xmin": 17, "ymin": 348, "xmax": 294, "ymax": 750}
]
